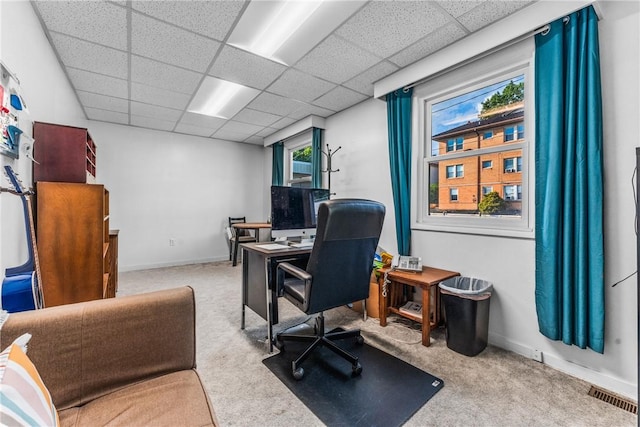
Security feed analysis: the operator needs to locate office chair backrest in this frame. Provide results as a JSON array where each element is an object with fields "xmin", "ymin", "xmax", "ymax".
[{"xmin": 305, "ymin": 199, "xmax": 385, "ymax": 314}]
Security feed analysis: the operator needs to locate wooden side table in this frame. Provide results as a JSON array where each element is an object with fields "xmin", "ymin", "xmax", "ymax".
[{"xmin": 377, "ymin": 266, "xmax": 460, "ymax": 347}]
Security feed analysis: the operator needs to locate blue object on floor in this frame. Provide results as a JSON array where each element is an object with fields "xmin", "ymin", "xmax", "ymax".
[{"xmin": 1, "ymin": 272, "xmax": 36, "ymax": 312}]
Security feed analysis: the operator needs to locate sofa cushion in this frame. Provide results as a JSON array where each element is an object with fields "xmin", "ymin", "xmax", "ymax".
[
  {"xmin": 0, "ymin": 333, "xmax": 59, "ymax": 426},
  {"xmin": 57, "ymin": 370, "xmax": 218, "ymax": 427}
]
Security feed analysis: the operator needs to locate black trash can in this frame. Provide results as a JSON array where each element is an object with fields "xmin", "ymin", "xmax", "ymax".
[{"xmin": 439, "ymin": 277, "xmax": 493, "ymax": 356}]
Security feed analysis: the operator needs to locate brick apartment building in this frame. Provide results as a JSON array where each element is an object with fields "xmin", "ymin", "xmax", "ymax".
[{"xmin": 432, "ymin": 102, "xmax": 524, "ymax": 213}]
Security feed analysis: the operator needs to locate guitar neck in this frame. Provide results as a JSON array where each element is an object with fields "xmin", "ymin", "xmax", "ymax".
[{"xmin": 25, "ymin": 195, "xmax": 43, "ymax": 301}]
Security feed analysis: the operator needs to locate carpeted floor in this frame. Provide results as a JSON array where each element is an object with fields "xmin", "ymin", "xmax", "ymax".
[{"xmin": 119, "ymin": 262, "xmax": 637, "ymax": 426}]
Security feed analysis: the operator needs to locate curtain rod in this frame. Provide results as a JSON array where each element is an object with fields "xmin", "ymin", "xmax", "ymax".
[{"xmin": 402, "ymin": 24, "xmax": 550, "ymax": 92}]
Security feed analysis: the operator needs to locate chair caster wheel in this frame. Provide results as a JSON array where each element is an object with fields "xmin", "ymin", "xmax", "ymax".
[
  {"xmin": 352, "ymin": 362, "xmax": 362, "ymax": 377},
  {"xmin": 356, "ymin": 335, "xmax": 365, "ymax": 345},
  {"xmin": 293, "ymin": 367, "xmax": 304, "ymax": 380}
]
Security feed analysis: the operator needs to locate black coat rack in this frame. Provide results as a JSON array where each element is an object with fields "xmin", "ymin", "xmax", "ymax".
[{"xmin": 322, "ymin": 144, "xmax": 341, "ymax": 197}]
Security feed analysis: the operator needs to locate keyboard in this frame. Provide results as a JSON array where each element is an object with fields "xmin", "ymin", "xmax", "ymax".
[{"xmin": 290, "ymin": 242, "xmax": 314, "ymax": 248}]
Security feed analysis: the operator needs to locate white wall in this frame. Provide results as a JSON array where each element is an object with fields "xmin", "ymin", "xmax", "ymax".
[
  {"xmin": 0, "ymin": 0, "xmax": 87, "ymax": 274},
  {"xmin": 91, "ymin": 122, "xmax": 265, "ymax": 271},
  {"xmin": 307, "ymin": 1, "xmax": 639, "ymax": 399}
]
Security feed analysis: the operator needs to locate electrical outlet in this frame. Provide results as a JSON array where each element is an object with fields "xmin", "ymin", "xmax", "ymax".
[
  {"xmin": 532, "ymin": 349, "xmax": 543, "ymax": 362},
  {"xmin": 169, "ymin": 238, "xmax": 176, "ymax": 247}
]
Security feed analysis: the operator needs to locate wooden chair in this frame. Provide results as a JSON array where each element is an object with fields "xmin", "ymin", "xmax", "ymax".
[{"xmin": 227, "ymin": 217, "xmax": 256, "ymax": 263}]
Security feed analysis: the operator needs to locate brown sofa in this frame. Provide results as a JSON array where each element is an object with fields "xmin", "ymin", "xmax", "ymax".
[{"xmin": 0, "ymin": 286, "xmax": 219, "ymax": 426}]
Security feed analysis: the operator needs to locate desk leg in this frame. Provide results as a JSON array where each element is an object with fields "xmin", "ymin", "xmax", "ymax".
[
  {"xmin": 265, "ymin": 258, "xmax": 274, "ymax": 353},
  {"xmin": 241, "ymin": 248, "xmax": 247, "ymax": 330},
  {"xmin": 422, "ymin": 287, "xmax": 431, "ymax": 347}
]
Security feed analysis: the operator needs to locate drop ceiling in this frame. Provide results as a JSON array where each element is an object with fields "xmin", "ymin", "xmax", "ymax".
[{"xmin": 31, "ymin": 0, "xmax": 536, "ymax": 146}]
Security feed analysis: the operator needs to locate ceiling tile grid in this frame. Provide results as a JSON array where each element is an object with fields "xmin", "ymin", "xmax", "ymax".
[{"xmin": 31, "ymin": 0, "xmax": 537, "ymax": 144}]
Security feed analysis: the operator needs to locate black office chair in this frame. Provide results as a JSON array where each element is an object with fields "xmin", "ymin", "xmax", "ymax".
[
  {"xmin": 227, "ymin": 217, "xmax": 257, "ymax": 262},
  {"xmin": 275, "ymin": 199, "xmax": 385, "ymax": 380}
]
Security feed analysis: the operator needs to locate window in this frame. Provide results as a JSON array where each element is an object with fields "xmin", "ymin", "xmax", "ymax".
[
  {"xmin": 446, "ymin": 164, "xmax": 464, "ymax": 178},
  {"xmin": 504, "ymin": 185, "xmax": 522, "ymax": 201},
  {"xmin": 504, "ymin": 157, "xmax": 522, "ymax": 173},
  {"xmin": 415, "ymin": 39, "xmax": 533, "ymax": 236},
  {"xmin": 446, "ymin": 137, "xmax": 464, "ymax": 152},
  {"xmin": 504, "ymin": 123, "xmax": 525, "ymax": 142},
  {"xmin": 284, "ymin": 132, "xmax": 313, "ymax": 188}
]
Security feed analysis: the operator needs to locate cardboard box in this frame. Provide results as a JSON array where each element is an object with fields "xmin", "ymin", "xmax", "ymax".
[{"xmin": 352, "ymin": 276, "xmax": 380, "ymax": 319}]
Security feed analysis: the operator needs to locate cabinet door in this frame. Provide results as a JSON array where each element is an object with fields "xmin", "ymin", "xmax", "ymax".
[{"xmin": 37, "ymin": 182, "xmax": 105, "ymax": 306}]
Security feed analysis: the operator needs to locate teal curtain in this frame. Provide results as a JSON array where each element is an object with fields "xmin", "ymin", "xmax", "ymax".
[
  {"xmin": 271, "ymin": 141, "xmax": 284, "ymax": 186},
  {"xmin": 386, "ymin": 88, "xmax": 413, "ymax": 256},
  {"xmin": 311, "ymin": 127, "xmax": 323, "ymax": 188},
  {"xmin": 534, "ymin": 6, "xmax": 604, "ymax": 353}
]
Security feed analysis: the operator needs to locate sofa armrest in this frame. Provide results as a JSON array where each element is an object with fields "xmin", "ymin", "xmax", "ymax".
[{"xmin": 0, "ymin": 286, "xmax": 196, "ymax": 410}]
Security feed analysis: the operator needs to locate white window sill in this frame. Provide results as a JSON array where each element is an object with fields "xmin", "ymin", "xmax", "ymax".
[{"xmin": 413, "ymin": 221, "xmax": 534, "ymax": 240}]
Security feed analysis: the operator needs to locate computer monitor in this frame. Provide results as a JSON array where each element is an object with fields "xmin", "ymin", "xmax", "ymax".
[{"xmin": 270, "ymin": 186, "xmax": 330, "ymax": 240}]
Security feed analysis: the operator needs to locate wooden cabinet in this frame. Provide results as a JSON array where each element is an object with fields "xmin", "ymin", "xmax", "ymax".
[
  {"xmin": 36, "ymin": 182, "xmax": 115, "ymax": 306},
  {"xmin": 33, "ymin": 122, "xmax": 97, "ymax": 183}
]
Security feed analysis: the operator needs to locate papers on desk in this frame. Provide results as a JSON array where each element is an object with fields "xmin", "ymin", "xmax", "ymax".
[{"xmin": 255, "ymin": 243, "xmax": 288, "ymax": 251}]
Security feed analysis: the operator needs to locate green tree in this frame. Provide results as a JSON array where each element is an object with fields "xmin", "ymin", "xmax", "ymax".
[
  {"xmin": 478, "ymin": 191, "xmax": 506, "ymax": 215},
  {"xmin": 293, "ymin": 146, "xmax": 312, "ymax": 162},
  {"xmin": 429, "ymin": 183, "xmax": 439, "ymax": 204},
  {"xmin": 481, "ymin": 81, "xmax": 524, "ymax": 114}
]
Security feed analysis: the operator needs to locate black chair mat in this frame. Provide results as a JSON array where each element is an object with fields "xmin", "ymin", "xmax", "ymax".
[{"xmin": 263, "ymin": 335, "xmax": 444, "ymax": 427}]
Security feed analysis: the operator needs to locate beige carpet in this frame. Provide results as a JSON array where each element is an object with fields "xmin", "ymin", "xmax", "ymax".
[{"xmin": 118, "ymin": 262, "xmax": 637, "ymax": 426}]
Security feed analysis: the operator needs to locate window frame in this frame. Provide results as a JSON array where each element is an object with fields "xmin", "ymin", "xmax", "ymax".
[
  {"xmin": 283, "ymin": 132, "xmax": 313, "ymax": 187},
  {"xmin": 411, "ymin": 38, "xmax": 535, "ymax": 238}
]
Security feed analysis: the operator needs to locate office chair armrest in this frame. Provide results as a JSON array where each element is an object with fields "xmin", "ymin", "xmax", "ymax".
[{"xmin": 277, "ymin": 262, "xmax": 311, "ymax": 281}]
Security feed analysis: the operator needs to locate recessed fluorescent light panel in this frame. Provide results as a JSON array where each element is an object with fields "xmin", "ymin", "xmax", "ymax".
[
  {"xmin": 229, "ymin": 0, "xmax": 365, "ymax": 65},
  {"xmin": 188, "ymin": 77, "xmax": 260, "ymax": 119}
]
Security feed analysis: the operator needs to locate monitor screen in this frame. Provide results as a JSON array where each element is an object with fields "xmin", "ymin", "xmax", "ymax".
[{"xmin": 270, "ymin": 186, "xmax": 330, "ymax": 239}]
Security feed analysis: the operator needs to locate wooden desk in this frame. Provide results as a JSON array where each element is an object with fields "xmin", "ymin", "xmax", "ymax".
[
  {"xmin": 378, "ymin": 266, "xmax": 460, "ymax": 347},
  {"xmin": 240, "ymin": 242, "xmax": 311, "ymax": 352},
  {"xmin": 232, "ymin": 222, "xmax": 271, "ymax": 266}
]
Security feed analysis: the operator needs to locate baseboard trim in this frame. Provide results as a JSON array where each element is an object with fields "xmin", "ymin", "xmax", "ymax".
[
  {"xmin": 489, "ymin": 332, "xmax": 637, "ymax": 400},
  {"xmin": 119, "ymin": 256, "xmax": 228, "ymax": 272}
]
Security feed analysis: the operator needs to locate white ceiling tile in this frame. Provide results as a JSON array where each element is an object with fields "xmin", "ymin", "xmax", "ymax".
[
  {"xmin": 287, "ymin": 103, "xmax": 335, "ymax": 121},
  {"xmin": 389, "ymin": 23, "xmax": 468, "ymax": 68},
  {"xmin": 247, "ymin": 92, "xmax": 305, "ymax": 117},
  {"xmin": 232, "ymin": 109, "xmax": 282, "ymax": 127},
  {"xmin": 256, "ymin": 127, "xmax": 278, "ymax": 137},
  {"xmin": 77, "ymin": 91, "xmax": 129, "ymax": 113},
  {"xmin": 457, "ymin": 1, "xmax": 534, "ymax": 33},
  {"xmin": 268, "ymin": 69, "xmax": 336, "ymax": 103},
  {"xmin": 131, "ymin": 115, "xmax": 176, "ymax": 132},
  {"xmin": 212, "ymin": 128, "xmax": 252, "ymax": 142},
  {"xmin": 312, "ymin": 87, "xmax": 368, "ymax": 112},
  {"xmin": 85, "ymin": 107, "xmax": 129, "ymax": 125},
  {"xmin": 209, "ymin": 46, "xmax": 286, "ymax": 90},
  {"xmin": 295, "ymin": 35, "xmax": 381, "ymax": 84},
  {"xmin": 218, "ymin": 120, "xmax": 264, "ymax": 136},
  {"xmin": 130, "ymin": 101, "xmax": 182, "ymax": 121},
  {"xmin": 51, "ymin": 33, "xmax": 128, "ymax": 79},
  {"xmin": 343, "ymin": 61, "xmax": 399, "ymax": 96},
  {"xmin": 179, "ymin": 112, "xmax": 226, "ymax": 130},
  {"xmin": 130, "ymin": 55, "xmax": 202, "ymax": 94},
  {"xmin": 174, "ymin": 123, "xmax": 215, "ymax": 138},
  {"xmin": 130, "ymin": 82, "xmax": 192, "ymax": 110},
  {"xmin": 34, "ymin": 1, "xmax": 127, "ymax": 50},
  {"xmin": 436, "ymin": 1, "xmax": 484, "ymax": 18},
  {"xmin": 244, "ymin": 135, "xmax": 264, "ymax": 145},
  {"xmin": 131, "ymin": 12, "xmax": 220, "ymax": 72},
  {"xmin": 270, "ymin": 117, "xmax": 297, "ymax": 130},
  {"xmin": 336, "ymin": 1, "xmax": 450, "ymax": 58},
  {"xmin": 66, "ymin": 68, "xmax": 128, "ymax": 99},
  {"xmin": 131, "ymin": 1, "xmax": 244, "ymax": 41}
]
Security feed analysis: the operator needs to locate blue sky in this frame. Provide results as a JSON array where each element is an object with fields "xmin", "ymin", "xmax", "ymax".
[{"xmin": 431, "ymin": 74, "xmax": 525, "ymax": 137}]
